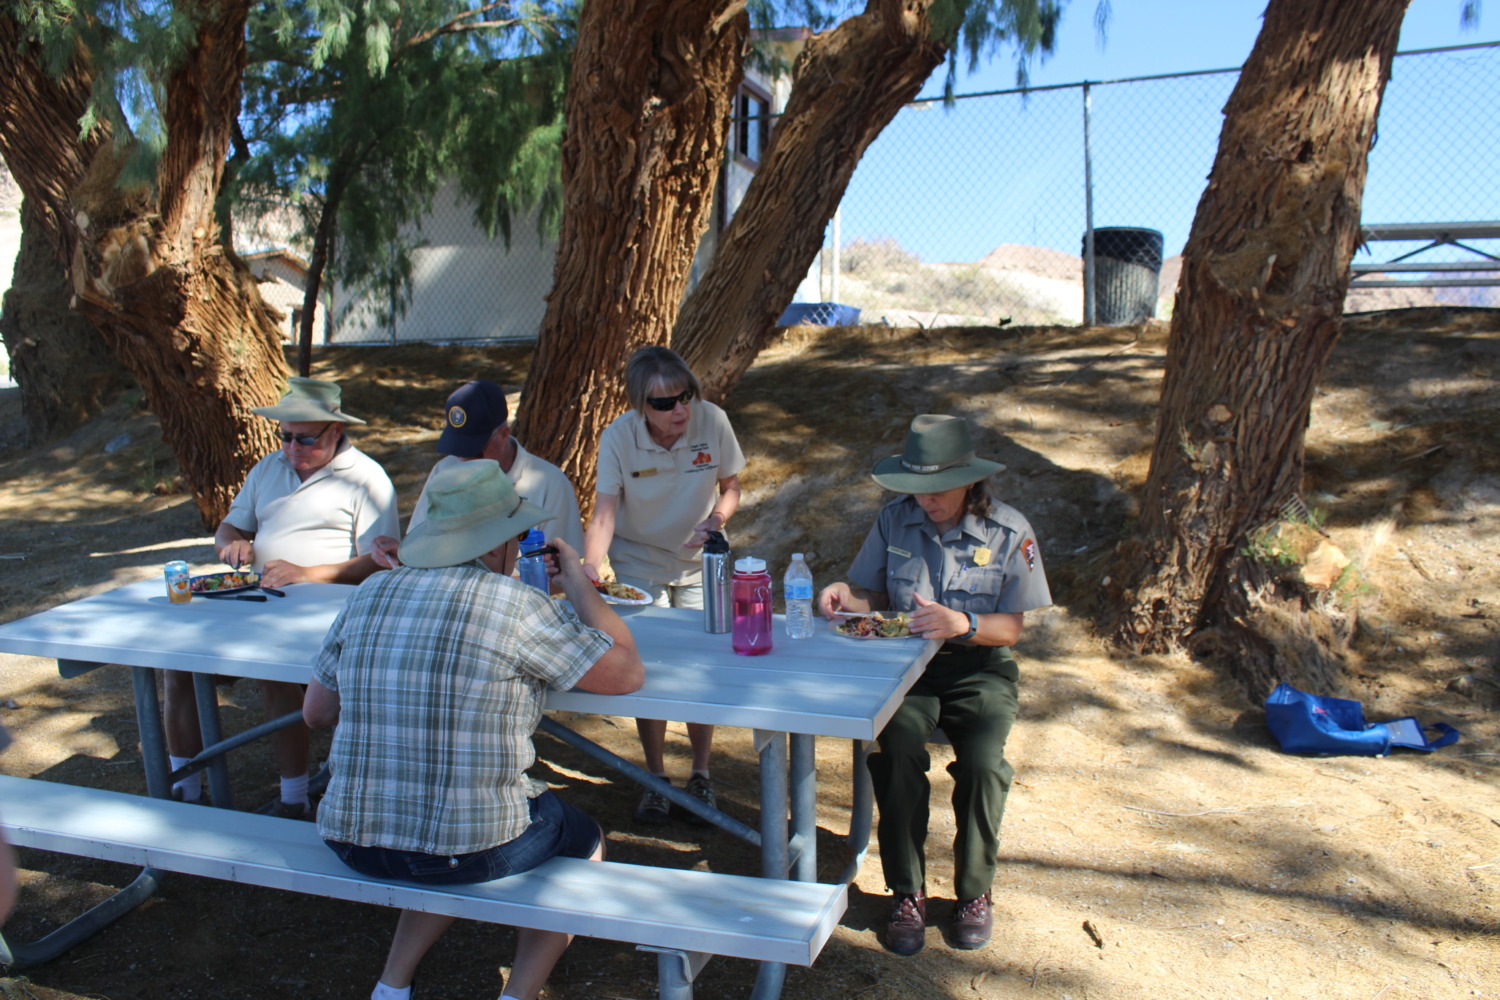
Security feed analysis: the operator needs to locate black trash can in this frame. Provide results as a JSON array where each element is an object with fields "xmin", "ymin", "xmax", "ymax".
[{"xmin": 1083, "ymin": 227, "xmax": 1164, "ymax": 325}]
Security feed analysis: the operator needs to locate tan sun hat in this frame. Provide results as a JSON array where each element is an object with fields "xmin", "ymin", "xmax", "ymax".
[
  {"xmin": 251, "ymin": 377, "xmax": 367, "ymax": 425},
  {"xmin": 870, "ymin": 414, "xmax": 1005, "ymax": 494},
  {"xmin": 399, "ymin": 460, "xmax": 553, "ymax": 569}
]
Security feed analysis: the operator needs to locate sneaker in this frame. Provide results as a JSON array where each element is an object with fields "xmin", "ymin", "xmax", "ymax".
[
  {"xmin": 276, "ymin": 799, "xmax": 316, "ymax": 821},
  {"xmin": 949, "ymin": 891, "xmax": 993, "ymax": 950},
  {"xmin": 884, "ymin": 890, "xmax": 926, "ymax": 956},
  {"xmin": 634, "ymin": 785, "xmax": 671, "ymax": 825},
  {"xmin": 683, "ymin": 773, "xmax": 715, "ymax": 826},
  {"xmin": 170, "ymin": 786, "xmax": 209, "ymax": 806}
]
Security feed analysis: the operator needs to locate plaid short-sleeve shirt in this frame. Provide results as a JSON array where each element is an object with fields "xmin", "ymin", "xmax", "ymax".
[{"xmin": 314, "ymin": 562, "xmax": 613, "ymax": 855}]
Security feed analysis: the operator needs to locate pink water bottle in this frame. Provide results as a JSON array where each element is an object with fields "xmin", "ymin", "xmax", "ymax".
[{"xmin": 731, "ymin": 557, "xmax": 773, "ymax": 656}]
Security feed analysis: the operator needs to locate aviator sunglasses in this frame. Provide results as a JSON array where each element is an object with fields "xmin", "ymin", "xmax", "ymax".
[
  {"xmin": 647, "ymin": 388, "xmax": 695, "ymax": 411},
  {"xmin": 279, "ymin": 423, "xmax": 334, "ymax": 446}
]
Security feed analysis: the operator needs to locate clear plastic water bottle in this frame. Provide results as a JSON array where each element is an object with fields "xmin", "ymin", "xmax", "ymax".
[
  {"xmin": 783, "ymin": 552, "xmax": 815, "ymax": 639},
  {"xmin": 517, "ymin": 528, "xmax": 549, "ymax": 592}
]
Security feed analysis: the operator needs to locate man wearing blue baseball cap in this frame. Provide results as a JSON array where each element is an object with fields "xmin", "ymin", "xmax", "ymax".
[{"xmin": 373, "ymin": 380, "xmax": 584, "ymax": 567}]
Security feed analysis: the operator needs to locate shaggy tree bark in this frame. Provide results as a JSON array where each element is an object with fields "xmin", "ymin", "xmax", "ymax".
[
  {"xmin": 1, "ymin": 201, "xmax": 134, "ymax": 440},
  {"xmin": 1110, "ymin": 0, "xmax": 1410, "ymax": 695},
  {"xmin": 0, "ymin": 20, "xmax": 131, "ymax": 439},
  {"xmin": 513, "ymin": 0, "xmax": 748, "ymax": 508},
  {"xmin": 0, "ymin": 2, "xmax": 289, "ymax": 527},
  {"xmin": 674, "ymin": 1, "xmax": 946, "ymax": 400}
]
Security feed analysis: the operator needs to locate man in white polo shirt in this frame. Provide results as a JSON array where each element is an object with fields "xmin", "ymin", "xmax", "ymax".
[
  {"xmin": 165, "ymin": 377, "xmax": 399, "ymax": 818},
  {"xmin": 372, "ymin": 379, "xmax": 584, "ymax": 565}
]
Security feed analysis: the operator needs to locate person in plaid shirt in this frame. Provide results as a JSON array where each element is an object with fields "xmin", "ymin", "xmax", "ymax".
[{"xmin": 304, "ymin": 460, "xmax": 643, "ymax": 1000}]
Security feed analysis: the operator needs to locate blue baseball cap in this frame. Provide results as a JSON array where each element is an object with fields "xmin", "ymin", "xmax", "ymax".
[{"xmin": 437, "ymin": 380, "xmax": 509, "ymax": 457}]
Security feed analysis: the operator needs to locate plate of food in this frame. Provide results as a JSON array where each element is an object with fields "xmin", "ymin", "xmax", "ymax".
[
  {"xmin": 594, "ymin": 579, "xmax": 652, "ymax": 605},
  {"xmin": 833, "ymin": 612, "xmax": 914, "ymax": 639},
  {"xmin": 190, "ymin": 571, "xmax": 261, "ymax": 594}
]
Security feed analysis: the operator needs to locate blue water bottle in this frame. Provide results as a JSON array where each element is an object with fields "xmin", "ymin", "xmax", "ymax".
[{"xmin": 518, "ymin": 528, "xmax": 549, "ymax": 592}]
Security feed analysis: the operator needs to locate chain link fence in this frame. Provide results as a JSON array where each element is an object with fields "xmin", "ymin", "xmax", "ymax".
[
  {"xmin": 9, "ymin": 42, "xmax": 1492, "ymax": 350},
  {"xmin": 822, "ymin": 40, "xmax": 1500, "ymax": 329}
]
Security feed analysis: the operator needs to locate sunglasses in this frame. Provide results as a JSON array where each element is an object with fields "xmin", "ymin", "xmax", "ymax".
[
  {"xmin": 646, "ymin": 388, "xmax": 694, "ymax": 412},
  {"xmin": 280, "ymin": 423, "xmax": 333, "ymax": 446}
]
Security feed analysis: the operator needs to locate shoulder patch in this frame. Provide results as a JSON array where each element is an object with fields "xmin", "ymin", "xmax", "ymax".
[{"xmin": 1021, "ymin": 538, "xmax": 1038, "ymax": 571}]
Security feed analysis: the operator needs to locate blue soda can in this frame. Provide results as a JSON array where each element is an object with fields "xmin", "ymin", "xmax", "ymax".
[{"xmin": 165, "ymin": 560, "xmax": 192, "ymax": 604}]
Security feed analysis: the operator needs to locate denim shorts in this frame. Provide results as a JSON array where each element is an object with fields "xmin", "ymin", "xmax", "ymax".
[{"xmin": 325, "ymin": 790, "xmax": 601, "ymax": 886}]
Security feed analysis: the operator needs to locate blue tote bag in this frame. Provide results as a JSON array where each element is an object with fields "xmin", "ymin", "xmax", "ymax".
[{"xmin": 1264, "ymin": 683, "xmax": 1460, "ymax": 756}]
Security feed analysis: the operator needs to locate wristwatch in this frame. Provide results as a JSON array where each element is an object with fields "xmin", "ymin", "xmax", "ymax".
[{"xmin": 961, "ymin": 611, "xmax": 979, "ymax": 640}]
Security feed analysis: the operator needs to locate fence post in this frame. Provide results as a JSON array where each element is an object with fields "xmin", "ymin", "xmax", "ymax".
[{"xmin": 1082, "ymin": 81, "xmax": 1096, "ymax": 327}]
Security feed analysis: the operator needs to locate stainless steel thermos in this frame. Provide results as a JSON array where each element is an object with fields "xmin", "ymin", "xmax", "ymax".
[{"xmin": 702, "ymin": 530, "xmax": 732, "ymax": 633}]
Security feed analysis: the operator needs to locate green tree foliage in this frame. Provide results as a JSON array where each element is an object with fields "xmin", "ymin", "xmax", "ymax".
[{"xmin": 234, "ymin": 1, "xmax": 572, "ymax": 365}]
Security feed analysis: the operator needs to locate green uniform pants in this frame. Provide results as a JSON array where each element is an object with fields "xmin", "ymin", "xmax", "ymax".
[{"xmin": 867, "ymin": 644, "xmax": 1019, "ymax": 902}]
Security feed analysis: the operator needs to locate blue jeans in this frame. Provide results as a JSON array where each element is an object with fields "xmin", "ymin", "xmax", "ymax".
[{"xmin": 325, "ymin": 790, "xmax": 601, "ymax": 885}]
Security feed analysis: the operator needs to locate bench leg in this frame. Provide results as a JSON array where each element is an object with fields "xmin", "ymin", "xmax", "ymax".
[
  {"xmin": 638, "ymin": 946, "xmax": 711, "ymax": 1000},
  {"xmin": 0, "ymin": 866, "xmax": 162, "ymax": 969},
  {"xmin": 843, "ymin": 739, "xmax": 874, "ymax": 884}
]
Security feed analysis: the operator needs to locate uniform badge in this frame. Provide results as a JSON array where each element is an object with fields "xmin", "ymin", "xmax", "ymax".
[
  {"xmin": 1021, "ymin": 538, "xmax": 1037, "ymax": 570},
  {"xmin": 974, "ymin": 547, "xmax": 992, "ymax": 566},
  {"xmin": 448, "ymin": 405, "xmax": 467, "ymax": 428}
]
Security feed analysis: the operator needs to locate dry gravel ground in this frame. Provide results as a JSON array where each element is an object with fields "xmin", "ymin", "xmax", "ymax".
[{"xmin": 0, "ymin": 309, "xmax": 1497, "ymax": 1000}]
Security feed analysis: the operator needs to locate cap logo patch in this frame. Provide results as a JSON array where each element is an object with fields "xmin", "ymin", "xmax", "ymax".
[{"xmin": 448, "ymin": 405, "xmax": 467, "ymax": 428}]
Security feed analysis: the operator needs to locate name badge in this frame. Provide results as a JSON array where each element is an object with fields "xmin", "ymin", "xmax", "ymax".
[
  {"xmin": 630, "ymin": 468, "xmax": 658, "ymax": 479},
  {"xmin": 887, "ymin": 545, "xmax": 912, "ymax": 558}
]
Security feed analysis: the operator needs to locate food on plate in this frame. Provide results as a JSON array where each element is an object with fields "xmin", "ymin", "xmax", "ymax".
[
  {"xmin": 595, "ymin": 580, "xmax": 647, "ymax": 602},
  {"xmin": 835, "ymin": 612, "xmax": 912, "ymax": 638},
  {"xmin": 190, "ymin": 571, "xmax": 260, "ymax": 593}
]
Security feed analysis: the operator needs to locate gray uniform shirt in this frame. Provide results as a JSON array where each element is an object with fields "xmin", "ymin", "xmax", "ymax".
[{"xmin": 847, "ymin": 493, "xmax": 1052, "ymax": 633}]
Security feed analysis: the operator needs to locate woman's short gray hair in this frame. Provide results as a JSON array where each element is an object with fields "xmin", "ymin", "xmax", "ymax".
[{"xmin": 624, "ymin": 346, "xmax": 703, "ymax": 413}]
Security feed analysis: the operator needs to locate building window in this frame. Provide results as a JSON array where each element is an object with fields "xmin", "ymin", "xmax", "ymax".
[{"xmin": 734, "ymin": 83, "xmax": 772, "ymax": 166}]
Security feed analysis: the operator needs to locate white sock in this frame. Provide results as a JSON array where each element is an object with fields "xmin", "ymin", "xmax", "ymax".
[
  {"xmin": 691, "ymin": 769, "xmax": 710, "ymax": 780},
  {"xmin": 169, "ymin": 756, "xmax": 202, "ymax": 801},
  {"xmin": 280, "ymin": 773, "xmax": 310, "ymax": 806},
  {"xmin": 370, "ymin": 982, "xmax": 410, "ymax": 1000}
]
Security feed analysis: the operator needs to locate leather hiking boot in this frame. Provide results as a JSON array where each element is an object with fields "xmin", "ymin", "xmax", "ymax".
[
  {"xmin": 949, "ymin": 891, "xmax": 993, "ymax": 950},
  {"xmin": 884, "ymin": 891, "xmax": 927, "ymax": 956},
  {"xmin": 634, "ymin": 786, "xmax": 671, "ymax": 825}
]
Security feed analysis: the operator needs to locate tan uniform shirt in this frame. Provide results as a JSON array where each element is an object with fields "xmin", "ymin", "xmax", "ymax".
[
  {"xmin": 596, "ymin": 400, "xmax": 745, "ymax": 586},
  {"xmin": 409, "ymin": 442, "xmax": 585, "ymax": 552}
]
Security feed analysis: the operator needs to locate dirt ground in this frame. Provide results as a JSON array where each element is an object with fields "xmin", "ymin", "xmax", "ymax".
[{"xmin": 0, "ymin": 309, "xmax": 1496, "ymax": 1000}]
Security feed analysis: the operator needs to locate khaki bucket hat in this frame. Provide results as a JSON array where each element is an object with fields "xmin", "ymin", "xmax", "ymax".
[
  {"xmin": 400, "ymin": 460, "xmax": 553, "ymax": 569},
  {"xmin": 251, "ymin": 377, "xmax": 367, "ymax": 425},
  {"xmin": 870, "ymin": 414, "xmax": 1005, "ymax": 494}
]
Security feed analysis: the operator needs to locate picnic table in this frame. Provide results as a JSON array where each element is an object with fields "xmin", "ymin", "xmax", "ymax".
[{"xmin": 0, "ymin": 577, "xmax": 937, "ymax": 998}]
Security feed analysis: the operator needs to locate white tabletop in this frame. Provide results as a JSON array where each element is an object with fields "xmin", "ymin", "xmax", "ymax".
[{"xmin": 0, "ymin": 579, "xmax": 937, "ymax": 741}]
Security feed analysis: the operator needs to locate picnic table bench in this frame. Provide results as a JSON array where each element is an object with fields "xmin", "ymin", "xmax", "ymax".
[
  {"xmin": 1351, "ymin": 221, "xmax": 1500, "ymax": 287},
  {"xmin": 0, "ymin": 775, "xmax": 846, "ymax": 999}
]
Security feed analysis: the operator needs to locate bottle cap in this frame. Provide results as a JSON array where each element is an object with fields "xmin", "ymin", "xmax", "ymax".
[
  {"xmin": 735, "ymin": 556, "xmax": 766, "ymax": 573},
  {"xmin": 522, "ymin": 527, "xmax": 545, "ymax": 546},
  {"xmin": 791, "ymin": 552, "xmax": 804, "ymax": 560}
]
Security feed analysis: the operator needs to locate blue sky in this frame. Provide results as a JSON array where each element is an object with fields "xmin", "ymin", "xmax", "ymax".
[
  {"xmin": 936, "ymin": 0, "xmax": 1484, "ymax": 94},
  {"xmin": 832, "ymin": 0, "xmax": 1493, "ymax": 265}
]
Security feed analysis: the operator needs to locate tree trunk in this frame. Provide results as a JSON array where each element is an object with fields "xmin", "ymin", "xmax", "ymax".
[
  {"xmin": 1, "ymin": 2, "xmax": 289, "ymax": 528},
  {"xmin": 1, "ymin": 199, "xmax": 134, "ymax": 441},
  {"xmin": 513, "ymin": 0, "xmax": 748, "ymax": 511},
  {"xmin": 0, "ymin": 21, "xmax": 131, "ymax": 438},
  {"xmin": 1109, "ymin": 0, "xmax": 1410, "ymax": 696},
  {"xmin": 675, "ymin": 1, "xmax": 946, "ymax": 400}
]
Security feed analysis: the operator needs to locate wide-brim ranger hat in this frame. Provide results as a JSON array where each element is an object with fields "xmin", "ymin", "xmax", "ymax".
[
  {"xmin": 251, "ymin": 377, "xmax": 367, "ymax": 425},
  {"xmin": 870, "ymin": 414, "xmax": 1006, "ymax": 494},
  {"xmin": 400, "ymin": 460, "xmax": 553, "ymax": 568}
]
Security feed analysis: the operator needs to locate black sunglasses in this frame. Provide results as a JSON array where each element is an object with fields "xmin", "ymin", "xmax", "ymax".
[
  {"xmin": 280, "ymin": 423, "xmax": 334, "ymax": 446},
  {"xmin": 646, "ymin": 388, "xmax": 694, "ymax": 412}
]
